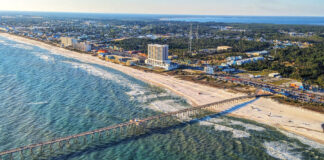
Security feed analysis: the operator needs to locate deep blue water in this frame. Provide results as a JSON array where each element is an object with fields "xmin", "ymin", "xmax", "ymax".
[
  {"xmin": 161, "ymin": 16, "xmax": 324, "ymax": 25},
  {"xmin": 0, "ymin": 36, "xmax": 323, "ymax": 160},
  {"xmin": 1, "ymin": 11, "xmax": 324, "ymax": 25}
]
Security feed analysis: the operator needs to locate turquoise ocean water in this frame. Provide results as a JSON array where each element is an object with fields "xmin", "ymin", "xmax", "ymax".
[{"xmin": 0, "ymin": 36, "xmax": 323, "ymax": 160}]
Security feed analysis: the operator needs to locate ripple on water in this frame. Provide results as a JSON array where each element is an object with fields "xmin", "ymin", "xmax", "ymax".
[
  {"xmin": 27, "ymin": 101, "xmax": 49, "ymax": 105},
  {"xmin": 0, "ymin": 74, "xmax": 16, "ymax": 78}
]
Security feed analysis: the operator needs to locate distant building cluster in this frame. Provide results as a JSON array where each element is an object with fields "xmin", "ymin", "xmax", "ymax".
[
  {"xmin": 97, "ymin": 49, "xmax": 140, "ymax": 66},
  {"xmin": 273, "ymin": 40, "xmax": 312, "ymax": 49},
  {"xmin": 224, "ymin": 56, "xmax": 264, "ymax": 66},
  {"xmin": 204, "ymin": 65, "xmax": 236, "ymax": 74},
  {"xmin": 279, "ymin": 30, "xmax": 314, "ymax": 38},
  {"xmin": 199, "ymin": 46, "xmax": 232, "ymax": 54},
  {"xmin": 246, "ymin": 50, "xmax": 269, "ymax": 57},
  {"xmin": 226, "ymin": 56, "xmax": 242, "ymax": 62}
]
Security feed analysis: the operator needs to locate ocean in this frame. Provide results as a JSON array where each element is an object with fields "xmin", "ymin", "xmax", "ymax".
[
  {"xmin": 0, "ymin": 36, "xmax": 323, "ymax": 160},
  {"xmin": 160, "ymin": 16, "xmax": 324, "ymax": 25},
  {"xmin": 1, "ymin": 11, "xmax": 324, "ymax": 25}
]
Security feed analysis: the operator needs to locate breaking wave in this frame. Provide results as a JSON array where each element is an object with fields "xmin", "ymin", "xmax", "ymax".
[
  {"xmin": 62, "ymin": 61, "xmax": 145, "ymax": 95},
  {"xmin": 263, "ymin": 141, "xmax": 302, "ymax": 160},
  {"xmin": 10, "ymin": 43, "xmax": 34, "ymax": 50},
  {"xmin": 32, "ymin": 52, "xmax": 55, "ymax": 62},
  {"xmin": 213, "ymin": 124, "xmax": 251, "ymax": 138},
  {"xmin": 230, "ymin": 120, "xmax": 265, "ymax": 131},
  {"xmin": 62, "ymin": 61, "xmax": 188, "ymax": 113},
  {"xmin": 199, "ymin": 119, "xmax": 251, "ymax": 138},
  {"xmin": 280, "ymin": 130, "xmax": 324, "ymax": 153},
  {"xmin": 146, "ymin": 100, "xmax": 188, "ymax": 113}
]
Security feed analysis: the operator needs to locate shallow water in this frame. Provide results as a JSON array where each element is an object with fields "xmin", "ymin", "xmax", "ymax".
[{"xmin": 0, "ymin": 36, "xmax": 323, "ymax": 160}]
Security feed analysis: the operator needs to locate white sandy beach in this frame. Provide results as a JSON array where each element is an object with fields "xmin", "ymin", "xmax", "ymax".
[{"xmin": 1, "ymin": 33, "xmax": 324, "ymax": 144}]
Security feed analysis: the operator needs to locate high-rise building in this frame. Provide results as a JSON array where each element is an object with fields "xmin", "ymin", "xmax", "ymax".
[
  {"xmin": 145, "ymin": 44, "xmax": 178, "ymax": 70},
  {"xmin": 60, "ymin": 37, "xmax": 77, "ymax": 47},
  {"xmin": 147, "ymin": 44, "xmax": 169, "ymax": 63},
  {"xmin": 73, "ymin": 41, "xmax": 92, "ymax": 52}
]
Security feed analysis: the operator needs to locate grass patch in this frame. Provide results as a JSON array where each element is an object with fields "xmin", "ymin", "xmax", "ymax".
[{"xmin": 247, "ymin": 69, "xmax": 276, "ymax": 76}]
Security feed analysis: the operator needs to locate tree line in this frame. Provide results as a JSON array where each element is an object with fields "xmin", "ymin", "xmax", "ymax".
[{"xmin": 242, "ymin": 44, "xmax": 324, "ymax": 87}]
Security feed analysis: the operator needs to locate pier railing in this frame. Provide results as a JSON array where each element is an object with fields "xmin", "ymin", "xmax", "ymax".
[{"xmin": 0, "ymin": 94, "xmax": 267, "ymax": 160}]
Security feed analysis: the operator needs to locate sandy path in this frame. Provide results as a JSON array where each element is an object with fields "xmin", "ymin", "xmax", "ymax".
[{"xmin": 1, "ymin": 33, "xmax": 324, "ymax": 144}]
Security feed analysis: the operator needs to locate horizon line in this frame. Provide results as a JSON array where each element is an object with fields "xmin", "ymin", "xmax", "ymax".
[{"xmin": 1, "ymin": 10, "xmax": 324, "ymax": 18}]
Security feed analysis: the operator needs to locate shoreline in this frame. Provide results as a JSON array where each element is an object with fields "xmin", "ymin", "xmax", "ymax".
[{"xmin": 1, "ymin": 33, "xmax": 324, "ymax": 145}]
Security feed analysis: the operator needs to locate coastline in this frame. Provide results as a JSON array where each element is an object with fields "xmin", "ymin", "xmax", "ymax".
[{"xmin": 1, "ymin": 33, "xmax": 324, "ymax": 145}]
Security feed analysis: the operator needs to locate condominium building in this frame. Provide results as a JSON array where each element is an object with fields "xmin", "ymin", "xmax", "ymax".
[
  {"xmin": 60, "ymin": 37, "xmax": 77, "ymax": 47},
  {"xmin": 145, "ymin": 44, "xmax": 178, "ymax": 70},
  {"xmin": 73, "ymin": 41, "xmax": 92, "ymax": 52},
  {"xmin": 147, "ymin": 44, "xmax": 169, "ymax": 64}
]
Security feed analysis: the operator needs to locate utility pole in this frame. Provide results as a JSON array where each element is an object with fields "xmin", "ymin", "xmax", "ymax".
[
  {"xmin": 196, "ymin": 25, "xmax": 199, "ymax": 52},
  {"xmin": 196, "ymin": 25, "xmax": 199, "ymax": 40},
  {"xmin": 275, "ymin": 46, "xmax": 277, "ymax": 55},
  {"xmin": 188, "ymin": 24, "xmax": 193, "ymax": 54}
]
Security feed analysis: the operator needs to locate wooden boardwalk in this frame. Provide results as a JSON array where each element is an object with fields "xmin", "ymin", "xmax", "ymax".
[{"xmin": 0, "ymin": 94, "xmax": 266, "ymax": 159}]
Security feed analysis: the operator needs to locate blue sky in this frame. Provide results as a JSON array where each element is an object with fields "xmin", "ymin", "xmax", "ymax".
[{"xmin": 1, "ymin": 0, "xmax": 324, "ymax": 16}]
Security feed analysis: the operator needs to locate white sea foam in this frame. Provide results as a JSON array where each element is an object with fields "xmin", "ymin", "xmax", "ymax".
[
  {"xmin": 199, "ymin": 121, "xmax": 214, "ymax": 126},
  {"xmin": 62, "ymin": 61, "xmax": 145, "ymax": 94},
  {"xmin": 230, "ymin": 120, "xmax": 265, "ymax": 131},
  {"xmin": 264, "ymin": 141, "xmax": 302, "ymax": 160},
  {"xmin": 136, "ymin": 95, "xmax": 153, "ymax": 103},
  {"xmin": 27, "ymin": 101, "xmax": 48, "ymax": 105},
  {"xmin": 32, "ymin": 52, "xmax": 55, "ymax": 62},
  {"xmin": 0, "ymin": 40, "xmax": 10, "ymax": 46},
  {"xmin": 0, "ymin": 42, "xmax": 10, "ymax": 46},
  {"xmin": 214, "ymin": 124, "xmax": 250, "ymax": 138},
  {"xmin": 62, "ymin": 61, "xmax": 167, "ymax": 105},
  {"xmin": 10, "ymin": 43, "xmax": 34, "ymax": 50},
  {"xmin": 135, "ymin": 92, "xmax": 172, "ymax": 103},
  {"xmin": 62, "ymin": 61, "xmax": 190, "ymax": 114},
  {"xmin": 126, "ymin": 90, "xmax": 148, "ymax": 100},
  {"xmin": 147, "ymin": 100, "xmax": 187, "ymax": 113},
  {"xmin": 279, "ymin": 130, "xmax": 324, "ymax": 153},
  {"xmin": 0, "ymin": 41, "xmax": 33, "ymax": 50},
  {"xmin": 207, "ymin": 118, "xmax": 225, "ymax": 123},
  {"xmin": 199, "ymin": 121, "xmax": 251, "ymax": 138}
]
